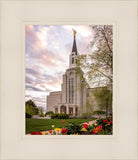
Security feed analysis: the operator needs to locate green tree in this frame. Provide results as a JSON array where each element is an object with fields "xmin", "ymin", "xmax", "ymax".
[
  {"xmin": 93, "ymin": 87, "xmax": 112, "ymax": 113},
  {"xmin": 26, "ymin": 103, "xmax": 35, "ymax": 116},
  {"xmin": 25, "ymin": 100, "xmax": 39, "ymax": 116},
  {"xmin": 76, "ymin": 25, "xmax": 113, "ymax": 115},
  {"xmin": 38, "ymin": 107, "xmax": 44, "ymax": 117},
  {"xmin": 76, "ymin": 25, "xmax": 113, "ymax": 89},
  {"xmin": 25, "ymin": 99, "xmax": 37, "ymax": 107}
]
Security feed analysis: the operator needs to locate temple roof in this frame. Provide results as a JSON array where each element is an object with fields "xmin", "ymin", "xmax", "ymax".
[
  {"xmin": 72, "ymin": 29, "xmax": 78, "ymax": 55},
  {"xmin": 72, "ymin": 37, "xmax": 78, "ymax": 54}
]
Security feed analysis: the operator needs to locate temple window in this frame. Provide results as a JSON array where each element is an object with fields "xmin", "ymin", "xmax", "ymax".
[
  {"xmin": 72, "ymin": 57, "xmax": 74, "ymax": 64},
  {"xmin": 69, "ymin": 78, "xmax": 74, "ymax": 103}
]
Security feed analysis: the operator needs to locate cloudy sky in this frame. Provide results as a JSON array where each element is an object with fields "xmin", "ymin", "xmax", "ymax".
[{"xmin": 25, "ymin": 25, "xmax": 94, "ymax": 112}]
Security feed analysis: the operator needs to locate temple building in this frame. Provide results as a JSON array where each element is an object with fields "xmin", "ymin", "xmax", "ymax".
[{"xmin": 46, "ymin": 30, "xmax": 98, "ymax": 116}]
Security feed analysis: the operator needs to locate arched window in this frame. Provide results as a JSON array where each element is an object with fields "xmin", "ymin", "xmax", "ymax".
[
  {"xmin": 69, "ymin": 72, "xmax": 74, "ymax": 77},
  {"xmin": 60, "ymin": 105, "xmax": 66, "ymax": 114},
  {"xmin": 69, "ymin": 72, "xmax": 74, "ymax": 103},
  {"xmin": 72, "ymin": 57, "xmax": 74, "ymax": 64}
]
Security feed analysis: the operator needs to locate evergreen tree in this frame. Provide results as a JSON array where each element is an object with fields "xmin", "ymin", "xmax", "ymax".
[{"xmin": 25, "ymin": 99, "xmax": 39, "ymax": 116}]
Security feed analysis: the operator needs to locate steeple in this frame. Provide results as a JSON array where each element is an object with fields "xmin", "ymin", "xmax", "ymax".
[
  {"xmin": 69, "ymin": 29, "xmax": 79, "ymax": 68},
  {"xmin": 72, "ymin": 29, "xmax": 77, "ymax": 55}
]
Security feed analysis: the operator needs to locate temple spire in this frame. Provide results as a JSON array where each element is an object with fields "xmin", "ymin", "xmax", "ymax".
[{"xmin": 72, "ymin": 29, "xmax": 77, "ymax": 55}]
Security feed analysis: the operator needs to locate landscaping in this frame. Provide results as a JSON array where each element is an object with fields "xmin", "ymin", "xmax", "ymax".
[
  {"xmin": 26, "ymin": 117, "xmax": 112, "ymax": 135},
  {"xmin": 26, "ymin": 118, "xmax": 95, "ymax": 134}
]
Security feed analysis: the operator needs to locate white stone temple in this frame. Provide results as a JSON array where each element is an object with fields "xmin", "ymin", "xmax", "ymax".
[{"xmin": 46, "ymin": 30, "xmax": 98, "ymax": 117}]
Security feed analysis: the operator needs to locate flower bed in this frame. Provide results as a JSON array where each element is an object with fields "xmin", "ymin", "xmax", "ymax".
[{"xmin": 30, "ymin": 117, "xmax": 113, "ymax": 135}]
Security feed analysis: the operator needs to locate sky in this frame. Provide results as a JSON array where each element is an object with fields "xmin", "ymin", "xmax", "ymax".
[{"xmin": 25, "ymin": 25, "xmax": 94, "ymax": 112}]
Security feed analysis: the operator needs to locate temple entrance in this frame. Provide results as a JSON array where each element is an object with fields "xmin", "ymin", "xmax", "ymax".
[
  {"xmin": 69, "ymin": 107, "xmax": 73, "ymax": 115},
  {"xmin": 60, "ymin": 105, "xmax": 66, "ymax": 114}
]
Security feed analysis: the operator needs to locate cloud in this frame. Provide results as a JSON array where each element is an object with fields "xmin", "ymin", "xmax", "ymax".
[
  {"xmin": 26, "ymin": 68, "xmax": 40, "ymax": 77},
  {"xmin": 26, "ymin": 75, "xmax": 33, "ymax": 85},
  {"xmin": 25, "ymin": 25, "xmax": 94, "ymax": 109},
  {"xmin": 26, "ymin": 84, "xmax": 44, "ymax": 92},
  {"xmin": 26, "ymin": 25, "xmax": 66, "ymax": 69},
  {"xmin": 25, "ymin": 94, "xmax": 46, "ymax": 111}
]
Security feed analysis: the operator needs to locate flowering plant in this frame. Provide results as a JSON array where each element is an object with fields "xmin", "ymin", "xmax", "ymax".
[
  {"xmin": 31, "ymin": 131, "xmax": 42, "ymax": 135},
  {"xmin": 29, "ymin": 116, "xmax": 112, "ymax": 135},
  {"xmin": 83, "ymin": 123, "xmax": 89, "ymax": 129},
  {"xmin": 54, "ymin": 128, "xmax": 61, "ymax": 132},
  {"xmin": 61, "ymin": 128, "xmax": 67, "ymax": 134},
  {"xmin": 81, "ymin": 128, "xmax": 87, "ymax": 132},
  {"xmin": 95, "ymin": 117, "xmax": 113, "ymax": 134},
  {"xmin": 64, "ymin": 122, "xmax": 82, "ymax": 135},
  {"xmin": 49, "ymin": 130, "xmax": 52, "ymax": 134},
  {"xmin": 92, "ymin": 126, "xmax": 104, "ymax": 134},
  {"xmin": 103, "ymin": 119, "xmax": 108, "ymax": 123}
]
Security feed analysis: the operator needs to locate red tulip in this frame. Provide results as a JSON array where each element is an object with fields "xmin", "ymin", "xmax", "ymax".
[
  {"xmin": 93, "ymin": 129, "xmax": 98, "ymax": 134},
  {"xmin": 83, "ymin": 124, "xmax": 88, "ymax": 128},
  {"xmin": 31, "ymin": 131, "xmax": 42, "ymax": 135},
  {"xmin": 62, "ymin": 121, "xmax": 65, "ymax": 123},
  {"xmin": 31, "ymin": 132, "xmax": 37, "ymax": 135},
  {"xmin": 61, "ymin": 129, "xmax": 67, "ymax": 133},
  {"xmin": 103, "ymin": 119, "xmax": 108, "ymax": 123},
  {"xmin": 49, "ymin": 130, "xmax": 52, "ymax": 133},
  {"xmin": 87, "ymin": 122, "xmax": 89, "ymax": 124},
  {"xmin": 98, "ymin": 125, "xmax": 102, "ymax": 128}
]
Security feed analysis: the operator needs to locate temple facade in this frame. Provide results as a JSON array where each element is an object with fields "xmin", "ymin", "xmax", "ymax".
[{"xmin": 46, "ymin": 30, "xmax": 98, "ymax": 116}]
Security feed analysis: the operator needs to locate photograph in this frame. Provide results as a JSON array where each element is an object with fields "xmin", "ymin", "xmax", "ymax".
[
  {"xmin": 25, "ymin": 25, "xmax": 113, "ymax": 135},
  {"xmin": 1, "ymin": 0, "xmax": 137, "ymax": 159}
]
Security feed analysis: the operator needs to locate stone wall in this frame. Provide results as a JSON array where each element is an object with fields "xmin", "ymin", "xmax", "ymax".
[
  {"xmin": 61, "ymin": 74, "xmax": 67, "ymax": 103},
  {"xmin": 47, "ymin": 91, "xmax": 62, "ymax": 112}
]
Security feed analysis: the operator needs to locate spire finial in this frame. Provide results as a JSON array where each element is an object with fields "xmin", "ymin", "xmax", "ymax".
[
  {"xmin": 72, "ymin": 29, "xmax": 77, "ymax": 54},
  {"xmin": 72, "ymin": 29, "xmax": 77, "ymax": 38}
]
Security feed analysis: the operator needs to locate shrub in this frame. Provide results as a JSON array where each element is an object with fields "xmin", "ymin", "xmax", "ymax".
[
  {"xmin": 39, "ymin": 113, "xmax": 44, "ymax": 117},
  {"xmin": 82, "ymin": 112, "xmax": 93, "ymax": 119},
  {"xmin": 51, "ymin": 113, "xmax": 69, "ymax": 119},
  {"xmin": 92, "ymin": 110, "xmax": 106, "ymax": 118},
  {"xmin": 65, "ymin": 122, "xmax": 82, "ymax": 135},
  {"xmin": 45, "ymin": 111, "xmax": 54, "ymax": 116},
  {"xmin": 26, "ymin": 113, "xmax": 32, "ymax": 118},
  {"xmin": 96, "ymin": 117, "xmax": 112, "ymax": 134},
  {"xmin": 93, "ymin": 110, "xmax": 105, "ymax": 115}
]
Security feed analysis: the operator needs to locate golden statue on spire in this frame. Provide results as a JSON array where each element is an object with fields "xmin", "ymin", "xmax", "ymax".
[{"xmin": 72, "ymin": 29, "xmax": 77, "ymax": 38}]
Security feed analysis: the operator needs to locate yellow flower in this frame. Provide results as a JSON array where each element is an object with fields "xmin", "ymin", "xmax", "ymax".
[
  {"xmin": 95, "ymin": 123, "xmax": 97, "ymax": 126},
  {"xmin": 54, "ymin": 128, "xmax": 61, "ymax": 131},
  {"xmin": 81, "ymin": 128, "xmax": 87, "ymax": 132},
  {"xmin": 74, "ymin": 133, "xmax": 78, "ymax": 135},
  {"xmin": 42, "ymin": 132, "xmax": 45, "ymax": 135}
]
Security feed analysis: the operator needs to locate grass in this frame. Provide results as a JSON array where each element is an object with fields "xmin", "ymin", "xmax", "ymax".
[{"xmin": 26, "ymin": 118, "xmax": 95, "ymax": 134}]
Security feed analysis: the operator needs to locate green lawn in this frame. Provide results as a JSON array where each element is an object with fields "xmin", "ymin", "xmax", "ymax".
[{"xmin": 26, "ymin": 118, "xmax": 95, "ymax": 134}]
